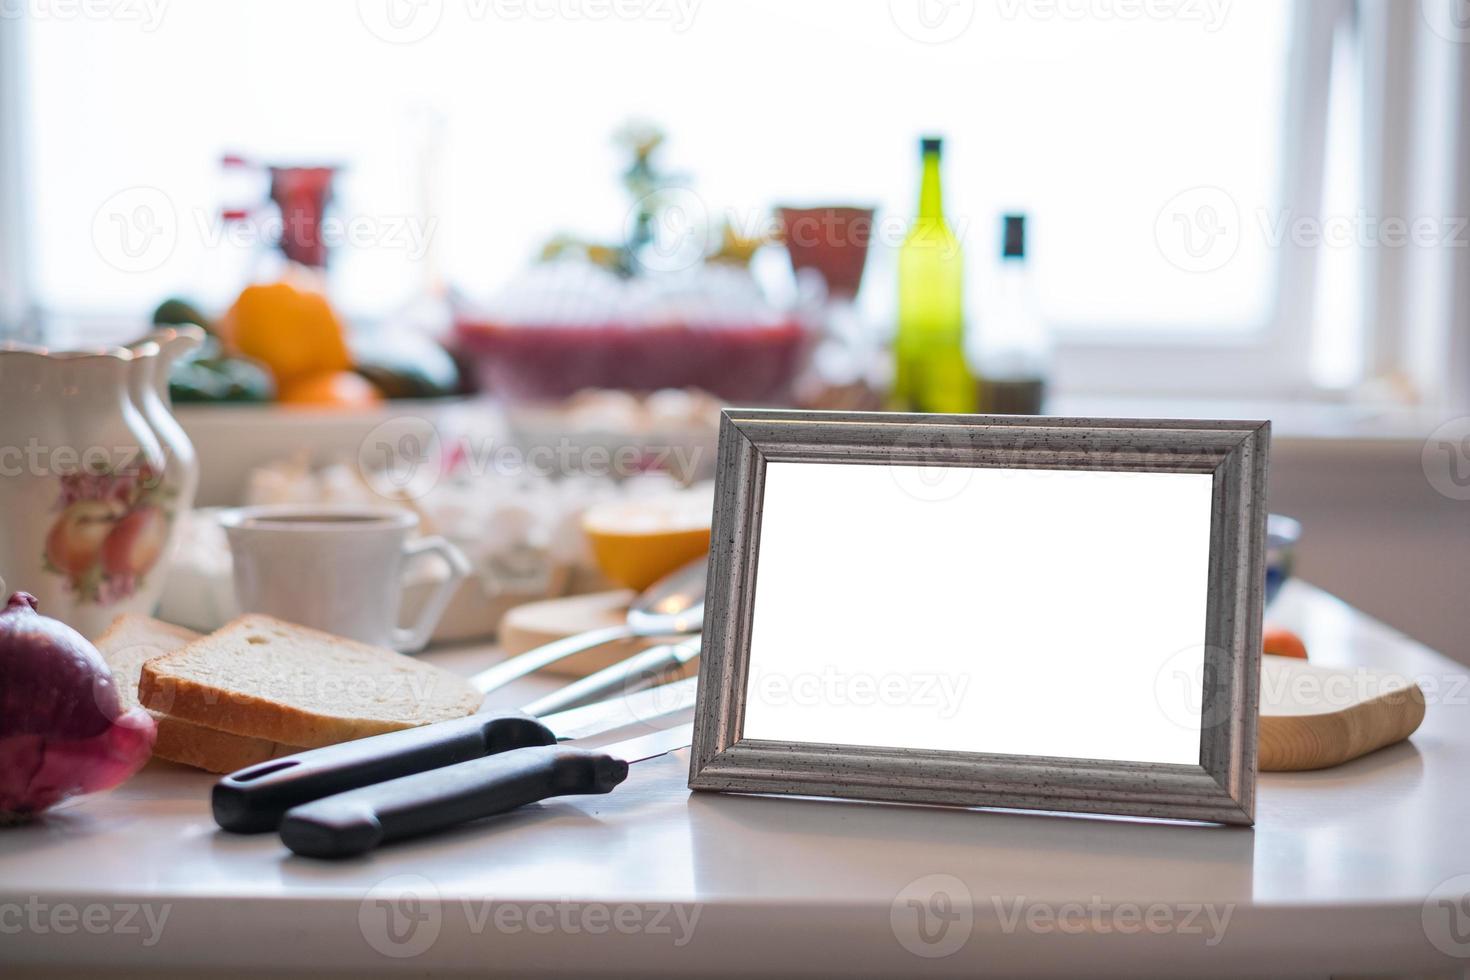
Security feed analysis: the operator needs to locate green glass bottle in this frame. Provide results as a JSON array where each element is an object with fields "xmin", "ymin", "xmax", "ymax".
[{"xmin": 892, "ymin": 136, "xmax": 974, "ymax": 414}]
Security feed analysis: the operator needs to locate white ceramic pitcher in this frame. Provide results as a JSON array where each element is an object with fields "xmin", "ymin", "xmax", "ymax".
[
  {"xmin": 0, "ymin": 343, "xmax": 190, "ymax": 638},
  {"xmin": 128, "ymin": 325, "xmax": 203, "ymax": 523}
]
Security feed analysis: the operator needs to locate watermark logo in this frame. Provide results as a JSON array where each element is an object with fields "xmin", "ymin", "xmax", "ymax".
[
  {"xmin": 1421, "ymin": 0, "xmax": 1470, "ymax": 44},
  {"xmin": 359, "ymin": 874, "xmax": 443, "ymax": 958},
  {"xmin": 887, "ymin": 423, "xmax": 974, "ymax": 503},
  {"xmin": 891, "ymin": 873, "xmax": 973, "ymax": 958},
  {"xmin": 357, "ymin": 0, "xmax": 444, "ymax": 43},
  {"xmin": 610, "ymin": 658, "xmax": 701, "ymax": 726},
  {"xmin": 626, "ymin": 186, "xmax": 713, "ymax": 275},
  {"xmin": 1155, "ymin": 185, "xmax": 1240, "ymax": 273},
  {"xmin": 92, "ymin": 186, "xmax": 178, "ymax": 274},
  {"xmin": 358, "ymin": 416, "xmax": 445, "ymax": 501},
  {"xmin": 1422, "ymin": 873, "xmax": 1470, "ymax": 958},
  {"xmin": 1423, "ymin": 417, "xmax": 1470, "ymax": 501},
  {"xmin": 1153, "ymin": 643, "xmax": 1230, "ymax": 732},
  {"xmin": 889, "ymin": 0, "xmax": 975, "ymax": 44}
]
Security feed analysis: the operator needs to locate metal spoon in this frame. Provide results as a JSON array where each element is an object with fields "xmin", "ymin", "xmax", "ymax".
[{"xmin": 470, "ymin": 557, "xmax": 707, "ymax": 696}]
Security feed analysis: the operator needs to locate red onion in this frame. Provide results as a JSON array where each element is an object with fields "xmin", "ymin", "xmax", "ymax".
[{"xmin": 0, "ymin": 593, "xmax": 156, "ymax": 822}]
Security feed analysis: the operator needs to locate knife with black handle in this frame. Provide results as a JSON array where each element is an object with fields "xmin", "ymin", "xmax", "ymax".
[
  {"xmin": 213, "ymin": 676, "xmax": 700, "ymax": 834},
  {"xmin": 279, "ymin": 725, "xmax": 692, "ymax": 859},
  {"xmin": 212, "ymin": 711, "xmax": 557, "ymax": 834}
]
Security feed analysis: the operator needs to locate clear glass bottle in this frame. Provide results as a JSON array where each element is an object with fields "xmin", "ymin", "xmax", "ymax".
[{"xmin": 974, "ymin": 213, "xmax": 1048, "ymax": 415}]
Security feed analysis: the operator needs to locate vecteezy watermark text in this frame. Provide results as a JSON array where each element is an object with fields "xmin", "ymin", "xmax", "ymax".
[
  {"xmin": 356, "ymin": 0, "xmax": 699, "ymax": 44},
  {"xmin": 889, "ymin": 875, "xmax": 1233, "ymax": 961},
  {"xmin": 750, "ymin": 666, "xmax": 970, "ymax": 720},
  {"xmin": 136, "ymin": 650, "xmax": 455, "ymax": 716},
  {"xmin": 1156, "ymin": 185, "xmax": 1470, "ymax": 273},
  {"xmin": 0, "ymin": 440, "xmax": 161, "ymax": 481},
  {"xmin": 0, "ymin": 0, "xmax": 168, "ymax": 30},
  {"xmin": 996, "ymin": 0, "xmax": 1230, "ymax": 30},
  {"xmin": 992, "ymin": 895, "xmax": 1233, "ymax": 946},
  {"xmin": 91, "ymin": 185, "xmax": 436, "ymax": 275},
  {"xmin": 358, "ymin": 875, "xmax": 701, "ymax": 958},
  {"xmin": 0, "ymin": 898, "xmax": 171, "ymax": 947},
  {"xmin": 357, "ymin": 416, "xmax": 706, "ymax": 500}
]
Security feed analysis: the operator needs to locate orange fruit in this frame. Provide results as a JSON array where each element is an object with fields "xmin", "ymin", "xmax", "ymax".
[
  {"xmin": 277, "ymin": 370, "xmax": 382, "ymax": 409},
  {"xmin": 219, "ymin": 280, "xmax": 351, "ymax": 384},
  {"xmin": 582, "ymin": 490, "xmax": 713, "ymax": 591},
  {"xmin": 1263, "ymin": 626, "xmax": 1308, "ymax": 660}
]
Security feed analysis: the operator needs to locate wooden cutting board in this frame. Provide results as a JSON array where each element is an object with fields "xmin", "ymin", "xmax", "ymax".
[
  {"xmin": 498, "ymin": 590, "xmax": 690, "ymax": 678},
  {"xmin": 1258, "ymin": 654, "xmax": 1425, "ymax": 771}
]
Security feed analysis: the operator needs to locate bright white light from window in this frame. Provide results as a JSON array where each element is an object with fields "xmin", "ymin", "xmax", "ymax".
[
  {"xmin": 23, "ymin": 1, "xmax": 1290, "ymax": 337},
  {"xmin": 1310, "ymin": 13, "xmax": 1366, "ymax": 390}
]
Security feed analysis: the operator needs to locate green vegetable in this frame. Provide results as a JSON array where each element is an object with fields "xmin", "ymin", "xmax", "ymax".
[
  {"xmin": 152, "ymin": 297, "xmax": 214, "ymax": 334},
  {"xmin": 167, "ymin": 334, "xmax": 275, "ymax": 403},
  {"xmin": 351, "ymin": 331, "xmax": 461, "ymax": 399}
]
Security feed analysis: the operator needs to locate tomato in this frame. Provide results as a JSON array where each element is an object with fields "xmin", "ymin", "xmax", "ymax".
[{"xmin": 1263, "ymin": 626, "xmax": 1308, "ymax": 660}]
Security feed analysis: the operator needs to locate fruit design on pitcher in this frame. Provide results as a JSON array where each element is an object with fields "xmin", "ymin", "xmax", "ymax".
[{"xmin": 43, "ymin": 461, "xmax": 173, "ymax": 605}]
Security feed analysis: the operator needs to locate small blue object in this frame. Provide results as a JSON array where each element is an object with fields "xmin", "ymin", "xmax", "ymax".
[{"xmin": 1265, "ymin": 514, "xmax": 1301, "ymax": 606}]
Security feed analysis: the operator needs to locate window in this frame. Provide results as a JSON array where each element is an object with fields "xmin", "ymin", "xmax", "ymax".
[{"xmin": 5, "ymin": 0, "xmax": 1434, "ymax": 400}]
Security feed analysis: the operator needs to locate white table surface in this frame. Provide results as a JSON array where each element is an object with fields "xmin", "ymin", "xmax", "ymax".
[{"xmin": 3, "ymin": 581, "xmax": 1468, "ymax": 978}]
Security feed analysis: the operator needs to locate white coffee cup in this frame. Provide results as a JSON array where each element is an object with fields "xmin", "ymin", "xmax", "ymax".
[{"xmin": 219, "ymin": 505, "xmax": 470, "ymax": 652}]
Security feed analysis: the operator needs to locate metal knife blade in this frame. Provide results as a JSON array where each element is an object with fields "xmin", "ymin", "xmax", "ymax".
[
  {"xmin": 595, "ymin": 722, "xmax": 694, "ymax": 764},
  {"xmin": 539, "ymin": 675, "xmax": 700, "ymax": 741},
  {"xmin": 522, "ymin": 637, "xmax": 701, "ymax": 718}
]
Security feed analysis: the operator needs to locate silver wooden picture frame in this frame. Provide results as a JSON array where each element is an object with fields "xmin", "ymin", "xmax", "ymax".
[{"xmin": 688, "ymin": 409, "xmax": 1269, "ymax": 826}]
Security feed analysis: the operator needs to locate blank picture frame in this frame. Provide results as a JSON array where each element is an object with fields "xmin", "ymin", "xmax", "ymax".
[{"xmin": 688, "ymin": 409, "xmax": 1269, "ymax": 825}]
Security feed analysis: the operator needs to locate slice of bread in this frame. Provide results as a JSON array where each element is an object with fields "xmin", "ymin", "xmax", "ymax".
[
  {"xmin": 96, "ymin": 614, "xmax": 305, "ymax": 774},
  {"xmin": 138, "ymin": 614, "xmax": 482, "ymax": 748}
]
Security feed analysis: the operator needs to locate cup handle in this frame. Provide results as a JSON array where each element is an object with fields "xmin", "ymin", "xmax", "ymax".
[{"xmin": 392, "ymin": 536, "xmax": 471, "ymax": 653}]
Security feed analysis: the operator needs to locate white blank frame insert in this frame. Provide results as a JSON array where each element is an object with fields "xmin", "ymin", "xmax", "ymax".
[{"xmin": 742, "ymin": 461, "xmax": 1213, "ymax": 766}]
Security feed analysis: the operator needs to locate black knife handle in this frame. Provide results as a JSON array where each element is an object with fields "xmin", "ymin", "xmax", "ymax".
[
  {"xmin": 213, "ymin": 710, "xmax": 557, "ymax": 834},
  {"xmin": 279, "ymin": 744, "xmax": 628, "ymax": 859}
]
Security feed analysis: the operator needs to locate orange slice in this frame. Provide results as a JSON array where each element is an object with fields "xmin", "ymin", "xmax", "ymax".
[{"xmin": 582, "ymin": 489, "xmax": 713, "ymax": 591}]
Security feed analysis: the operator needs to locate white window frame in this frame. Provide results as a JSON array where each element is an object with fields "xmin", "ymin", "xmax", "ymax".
[
  {"xmin": 1050, "ymin": 0, "xmax": 1342, "ymax": 400},
  {"xmin": 0, "ymin": 13, "xmax": 35, "ymax": 340}
]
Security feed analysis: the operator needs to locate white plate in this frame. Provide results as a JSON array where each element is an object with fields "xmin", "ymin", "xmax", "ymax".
[{"xmin": 175, "ymin": 396, "xmax": 474, "ymax": 507}]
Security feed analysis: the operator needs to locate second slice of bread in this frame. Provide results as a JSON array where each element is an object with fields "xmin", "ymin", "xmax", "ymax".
[
  {"xmin": 96, "ymin": 614, "xmax": 306, "ymax": 774},
  {"xmin": 138, "ymin": 614, "xmax": 482, "ymax": 748}
]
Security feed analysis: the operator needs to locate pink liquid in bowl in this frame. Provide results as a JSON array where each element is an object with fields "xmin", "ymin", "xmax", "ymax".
[{"xmin": 453, "ymin": 317, "xmax": 813, "ymax": 403}]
